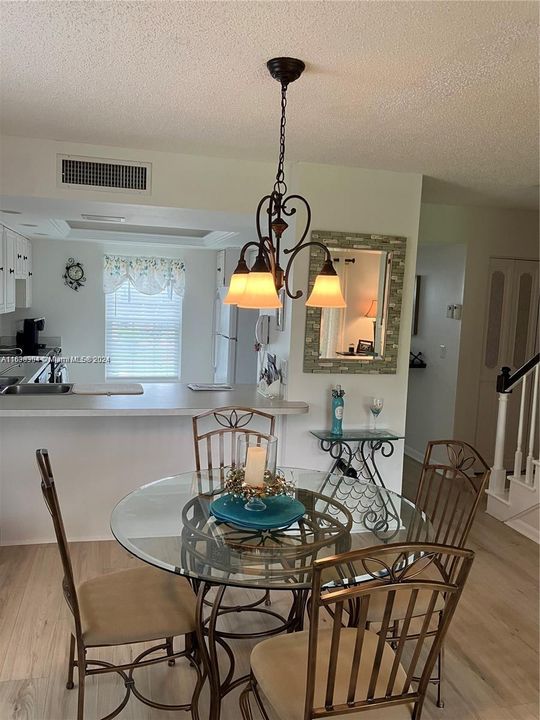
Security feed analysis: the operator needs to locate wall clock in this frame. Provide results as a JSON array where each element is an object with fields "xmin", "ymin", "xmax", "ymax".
[{"xmin": 63, "ymin": 258, "xmax": 86, "ymax": 291}]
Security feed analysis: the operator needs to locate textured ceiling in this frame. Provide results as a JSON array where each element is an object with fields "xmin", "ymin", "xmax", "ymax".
[{"xmin": 0, "ymin": 1, "xmax": 538, "ymax": 209}]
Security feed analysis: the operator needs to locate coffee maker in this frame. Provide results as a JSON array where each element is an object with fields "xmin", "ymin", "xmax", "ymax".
[{"xmin": 16, "ymin": 317, "xmax": 45, "ymax": 356}]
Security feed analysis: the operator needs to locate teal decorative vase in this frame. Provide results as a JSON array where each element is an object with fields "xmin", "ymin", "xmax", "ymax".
[{"xmin": 331, "ymin": 385, "xmax": 345, "ymax": 436}]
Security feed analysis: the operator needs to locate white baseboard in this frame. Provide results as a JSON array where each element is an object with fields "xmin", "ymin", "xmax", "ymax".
[
  {"xmin": 404, "ymin": 445, "xmax": 425, "ymax": 464},
  {"xmin": 505, "ymin": 517, "xmax": 540, "ymax": 544}
]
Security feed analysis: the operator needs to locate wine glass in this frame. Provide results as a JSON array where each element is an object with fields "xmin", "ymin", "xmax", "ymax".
[{"xmin": 369, "ymin": 397, "xmax": 384, "ymax": 431}]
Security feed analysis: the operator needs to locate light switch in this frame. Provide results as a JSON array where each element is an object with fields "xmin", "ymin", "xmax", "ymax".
[
  {"xmin": 440, "ymin": 344, "xmax": 447, "ymax": 359},
  {"xmin": 453, "ymin": 304, "xmax": 463, "ymax": 320}
]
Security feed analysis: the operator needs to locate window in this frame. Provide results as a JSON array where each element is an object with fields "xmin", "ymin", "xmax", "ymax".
[{"xmin": 105, "ymin": 283, "xmax": 182, "ymax": 379}]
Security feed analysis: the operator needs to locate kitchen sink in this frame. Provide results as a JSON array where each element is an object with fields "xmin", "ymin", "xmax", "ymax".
[
  {"xmin": 0, "ymin": 376, "xmax": 23, "ymax": 389},
  {"xmin": 2, "ymin": 383, "xmax": 73, "ymax": 395}
]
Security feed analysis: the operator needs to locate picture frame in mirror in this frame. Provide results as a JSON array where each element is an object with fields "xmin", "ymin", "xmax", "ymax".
[{"xmin": 356, "ymin": 339, "xmax": 374, "ymax": 354}]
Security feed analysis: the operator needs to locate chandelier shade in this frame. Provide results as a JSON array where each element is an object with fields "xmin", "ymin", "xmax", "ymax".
[
  {"xmin": 223, "ymin": 257, "xmax": 250, "ymax": 305},
  {"xmin": 305, "ymin": 260, "xmax": 347, "ymax": 308},
  {"xmin": 236, "ymin": 252, "xmax": 282, "ymax": 309},
  {"xmin": 237, "ymin": 271, "xmax": 283, "ymax": 309},
  {"xmin": 224, "ymin": 57, "xmax": 347, "ymax": 312}
]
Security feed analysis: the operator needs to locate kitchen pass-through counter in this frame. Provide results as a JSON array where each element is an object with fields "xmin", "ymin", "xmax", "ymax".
[
  {"xmin": 0, "ymin": 384, "xmax": 308, "ymax": 545},
  {"xmin": 0, "ymin": 382, "xmax": 308, "ymax": 417}
]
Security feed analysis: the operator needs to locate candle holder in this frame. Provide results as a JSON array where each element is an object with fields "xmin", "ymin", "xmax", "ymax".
[
  {"xmin": 226, "ymin": 435, "xmax": 290, "ymax": 511},
  {"xmin": 236, "ymin": 435, "xmax": 276, "ymax": 511}
]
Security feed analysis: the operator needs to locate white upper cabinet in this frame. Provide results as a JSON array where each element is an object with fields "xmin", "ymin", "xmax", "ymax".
[
  {"xmin": 216, "ymin": 250, "xmax": 226, "ymax": 287},
  {"xmin": 15, "ymin": 234, "xmax": 32, "ymax": 280},
  {"xmin": 1, "ymin": 226, "xmax": 33, "ymax": 313},
  {"xmin": 0, "ymin": 228, "xmax": 5, "ymax": 314},
  {"xmin": 15, "ymin": 234, "xmax": 33, "ymax": 308},
  {"xmin": 4, "ymin": 229, "xmax": 16, "ymax": 313},
  {"xmin": 15, "ymin": 234, "xmax": 25, "ymax": 278}
]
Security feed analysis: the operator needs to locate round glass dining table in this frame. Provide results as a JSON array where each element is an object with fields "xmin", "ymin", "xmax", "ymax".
[{"xmin": 111, "ymin": 467, "xmax": 432, "ymax": 720}]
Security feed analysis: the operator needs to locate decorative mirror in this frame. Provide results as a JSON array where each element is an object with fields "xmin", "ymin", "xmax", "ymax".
[{"xmin": 303, "ymin": 230, "xmax": 407, "ymax": 374}]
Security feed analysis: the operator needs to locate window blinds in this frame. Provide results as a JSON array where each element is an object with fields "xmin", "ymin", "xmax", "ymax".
[{"xmin": 105, "ymin": 283, "xmax": 182, "ymax": 379}]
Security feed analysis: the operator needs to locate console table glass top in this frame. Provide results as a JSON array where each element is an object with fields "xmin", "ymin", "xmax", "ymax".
[{"xmin": 310, "ymin": 428, "xmax": 404, "ymax": 441}]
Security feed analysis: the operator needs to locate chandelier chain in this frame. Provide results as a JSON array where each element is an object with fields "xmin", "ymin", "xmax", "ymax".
[{"xmin": 273, "ymin": 84, "xmax": 288, "ymax": 196}]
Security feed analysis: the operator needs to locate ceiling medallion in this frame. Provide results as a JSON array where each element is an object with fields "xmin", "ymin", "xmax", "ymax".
[{"xmin": 224, "ymin": 57, "xmax": 346, "ymax": 310}]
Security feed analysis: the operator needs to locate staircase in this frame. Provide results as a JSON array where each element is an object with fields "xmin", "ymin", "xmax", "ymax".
[{"xmin": 486, "ymin": 353, "xmax": 540, "ymax": 543}]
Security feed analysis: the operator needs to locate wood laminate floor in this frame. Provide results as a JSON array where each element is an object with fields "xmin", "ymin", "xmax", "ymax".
[{"xmin": 0, "ymin": 456, "xmax": 538, "ymax": 720}]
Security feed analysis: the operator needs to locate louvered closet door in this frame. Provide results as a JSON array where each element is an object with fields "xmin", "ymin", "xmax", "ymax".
[{"xmin": 475, "ymin": 258, "xmax": 539, "ymax": 468}]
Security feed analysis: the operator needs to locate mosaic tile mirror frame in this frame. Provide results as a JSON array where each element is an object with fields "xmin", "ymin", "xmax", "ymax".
[{"xmin": 303, "ymin": 229, "xmax": 407, "ymax": 374}]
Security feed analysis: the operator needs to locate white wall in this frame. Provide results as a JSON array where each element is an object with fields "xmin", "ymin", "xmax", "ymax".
[
  {"xmin": 1, "ymin": 136, "xmax": 424, "ymax": 492},
  {"xmin": 280, "ymin": 163, "xmax": 423, "ymax": 493},
  {"xmin": 9, "ymin": 238, "xmax": 106, "ymax": 382},
  {"xmin": 418, "ymin": 203, "xmax": 539, "ymax": 444},
  {"xmin": 5, "ymin": 237, "xmax": 217, "ymax": 383},
  {"xmin": 405, "ymin": 244, "xmax": 466, "ymax": 461},
  {"xmin": 0, "ymin": 136, "xmax": 276, "ymax": 216}
]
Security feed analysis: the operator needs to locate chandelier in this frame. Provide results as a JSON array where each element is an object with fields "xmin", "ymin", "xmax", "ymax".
[{"xmin": 224, "ymin": 57, "xmax": 346, "ymax": 310}]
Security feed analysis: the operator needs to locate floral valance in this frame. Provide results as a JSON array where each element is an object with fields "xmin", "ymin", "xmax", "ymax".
[{"xmin": 103, "ymin": 255, "xmax": 185, "ymax": 296}]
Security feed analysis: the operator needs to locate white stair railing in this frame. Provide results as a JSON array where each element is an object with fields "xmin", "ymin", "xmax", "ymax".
[{"xmin": 489, "ymin": 354, "xmax": 539, "ymax": 497}]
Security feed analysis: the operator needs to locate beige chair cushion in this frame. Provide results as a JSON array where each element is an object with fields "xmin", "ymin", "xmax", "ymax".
[
  {"xmin": 251, "ymin": 628, "xmax": 414, "ymax": 720},
  {"xmin": 78, "ymin": 565, "xmax": 196, "ymax": 646}
]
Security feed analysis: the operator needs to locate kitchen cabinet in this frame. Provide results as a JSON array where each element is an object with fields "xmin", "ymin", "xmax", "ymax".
[
  {"xmin": 0, "ymin": 229, "xmax": 5, "ymax": 314},
  {"xmin": 15, "ymin": 234, "xmax": 31, "ymax": 280},
  {"xmin": 16, "ymin": 237, "xmax": 32, "ymax": 308},
  {"xmin": 3, "ymin": 228, "xmax": 16, "ymax": 313},
  {"xmin": 1, "ymin": 225, "xmax": 32, "ymax": 313},
  {"xmin": 15, "ymin": 235, "xmax": 24, "ymax": 278},
  {"xmin": 216, "ymin": 250, "xmax": 226, "ymax": 287}
]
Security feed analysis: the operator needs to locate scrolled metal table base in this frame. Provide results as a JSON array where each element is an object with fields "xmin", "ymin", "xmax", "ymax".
[
  {"xmin": 194, "ymin": 582, "xmax": 308, "ymax": 720},
  {"xmin": 318, "ymin": 438, "xmax": 401, "ymax": 540},
  {"xmin": 180, "ymin": 488, "xmax": 351, "ymax": 719}
]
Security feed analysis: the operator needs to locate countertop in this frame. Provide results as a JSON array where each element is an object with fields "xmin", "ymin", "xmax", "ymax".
[{"xmin": 0, "ymin": 383, "xmax": 309, "ymax": 417}]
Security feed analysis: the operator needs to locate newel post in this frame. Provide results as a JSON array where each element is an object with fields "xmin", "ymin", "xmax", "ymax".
[{"xmin": 491, "ymin": 367, "xmax": 511, "ymax": 495}]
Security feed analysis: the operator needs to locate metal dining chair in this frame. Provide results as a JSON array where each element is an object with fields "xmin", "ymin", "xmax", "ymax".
[
  {"xmin": 192, "ymin": 405, "xmax": 276, "ymax": 476},
  {"xmin": 192, "ymin": 406, "xmax": 277, "ymax": 610},
  {"xmin": 36, "ymin": 449, "xmax": 203, "ymax": 720},
  {"xmin": 359, "ymin": 440, "xmax": 490, "ymax": 708},
  {"xmin": 239, "ymin": 543, "xmax": 474, "ymax": 720},
  {"xmin": 409, "ymin": 440, "xmax": 490, "ymax": 548}
]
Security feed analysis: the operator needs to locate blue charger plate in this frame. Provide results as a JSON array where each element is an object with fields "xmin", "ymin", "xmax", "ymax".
[{"xmin": 210, "ymin": 494, "xmax": 305, "ymax": 531}]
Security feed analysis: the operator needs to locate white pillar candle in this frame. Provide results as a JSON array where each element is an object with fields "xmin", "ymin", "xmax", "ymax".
[{"xmin": 244, "ymin": 446, "xmax": 267, "ymax": 487}]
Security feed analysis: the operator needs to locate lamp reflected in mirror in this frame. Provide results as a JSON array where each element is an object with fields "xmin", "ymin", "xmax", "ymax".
[{"xmin": 365, "ymin": 299, "xmax": 378, "ymax": 351}]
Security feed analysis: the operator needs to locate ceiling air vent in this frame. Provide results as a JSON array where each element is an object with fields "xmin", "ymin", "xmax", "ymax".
[{"xmin": 57, "ymin": 155, "xmax": 151, "ymax": 194}]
